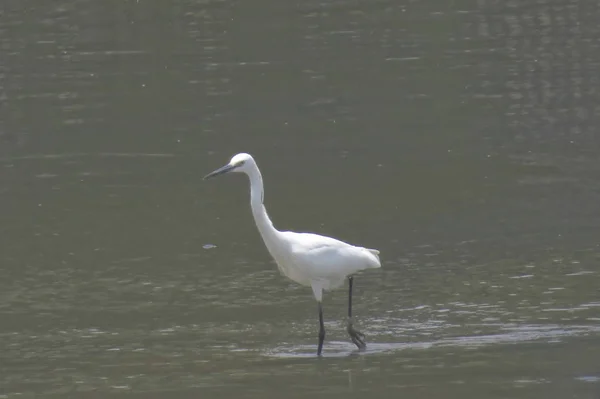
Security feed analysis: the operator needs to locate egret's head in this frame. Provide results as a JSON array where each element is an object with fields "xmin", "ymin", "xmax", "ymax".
[{"xmin": 203, "ymin": 153, "xmax": 255, "ymax": 180}]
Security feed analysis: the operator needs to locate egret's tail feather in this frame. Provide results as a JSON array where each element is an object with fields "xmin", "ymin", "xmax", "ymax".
[{"xmin": 363, "ymin": 248, "xmax": 381, "ymax": 268}]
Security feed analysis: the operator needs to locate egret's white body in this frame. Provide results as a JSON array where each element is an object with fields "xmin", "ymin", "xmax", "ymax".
[
  {"xmin": 267, "ymin": 231, "xmax": 380, "ymax": 300},
  {"xmin": 205, "ymin": 153, "xmax": 381, "ymax": 355}
]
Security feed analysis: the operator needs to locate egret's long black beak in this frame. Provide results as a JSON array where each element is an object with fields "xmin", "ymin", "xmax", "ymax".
[{"xmin": 203, "ymin": 163, "xmax": 236, "ymax": 180}]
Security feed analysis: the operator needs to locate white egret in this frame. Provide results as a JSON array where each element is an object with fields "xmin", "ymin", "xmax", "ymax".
[{"xmin": 204, "ymin": 153, "xmax": 381, "ymax": 356}]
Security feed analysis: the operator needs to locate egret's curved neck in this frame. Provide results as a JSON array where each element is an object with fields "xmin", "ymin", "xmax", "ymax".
[{"xmin": 246, "ymin": 165, "xmax": 279, "ymax": 242}]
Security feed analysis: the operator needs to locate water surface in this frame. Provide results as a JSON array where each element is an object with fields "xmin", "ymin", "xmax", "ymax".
[{"xmin": 1, "ymin": 0, "xmax": 600, "ymax": 398}]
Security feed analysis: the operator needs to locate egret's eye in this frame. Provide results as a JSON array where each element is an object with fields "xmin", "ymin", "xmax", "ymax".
[{"xmin": 235, "ymin": 160, "xmax": 246, "ymax": 167}]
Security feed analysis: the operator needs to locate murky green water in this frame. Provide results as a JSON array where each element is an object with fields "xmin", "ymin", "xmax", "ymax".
[{"xmin": 1, "ymin": 1, "xmax": 600, "ymax": 398}]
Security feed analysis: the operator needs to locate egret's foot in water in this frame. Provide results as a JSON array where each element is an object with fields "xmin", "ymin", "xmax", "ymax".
[{"xmin": 347, "ymin": 319, "xmax": 366, "ymax": 350}]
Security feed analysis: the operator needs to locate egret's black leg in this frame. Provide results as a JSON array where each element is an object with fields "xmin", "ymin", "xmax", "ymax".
[
  {"xmin": 348, "ymin": 276, "xmax": 354, "ymax": 318},
  {"xmin": 347, "ymin": 276, "xmax": 366, "ymax": 350},
  {"xmin": 317, "ymin": 302, "xmax": 326, "ymax": 356}
]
